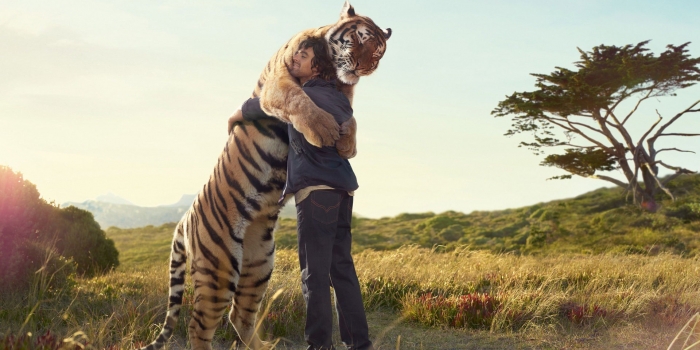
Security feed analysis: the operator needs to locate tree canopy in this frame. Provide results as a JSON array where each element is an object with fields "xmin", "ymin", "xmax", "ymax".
[{"xmin": 493, "ymin": 41, "xmax": 700, "ymax": 210}]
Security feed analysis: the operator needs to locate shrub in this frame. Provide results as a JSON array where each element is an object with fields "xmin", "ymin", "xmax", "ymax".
[
  {"xmin": 665, "ymin": 202, "xmax": 700, "ymax": 222},
  {"xmin": 438, "ymin": 225, "xmax": 464, "ymax": 242},
  {"xmin": 1, "ymin": 331, "xmax": 64, "ymax": 350},
  {"xmin": 526, "ymin": 226, "xmax": 547, "ymax": 249},
  {"xmin": 529, "ymin": 207, "xmax": 546, "ymax": 220},
  {"xmin": 53, "ymin": 206, "xmax": 119, "ymax": 276},
  {"xmin": 402, "ymin": 292, "xmax": 499, "ymax": 330},
  {"xmin": 0, "ymin": 166, "xmax": 118, "ymax": 292},
  {"xmin": 395, "ymin": 228, "xmax": 413, "ymax": 235},
  {"xmin": 415, "ymin": 215, "xmax": 459, "ymax": 233},
  {"xmin": 19, "ymin": 241, "xmax": 77, "ymax": 294},
  {"xmin": 393, "ymin": 212, "xmax": 435, "ymax": 221},
  {"xmin": 560, "ymin": 302, "xmax": 608, "ymax": 325}
]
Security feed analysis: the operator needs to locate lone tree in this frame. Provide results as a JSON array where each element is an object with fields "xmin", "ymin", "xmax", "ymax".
[{"xmin": 493, "ymin": 41, "xmax": 700, "ymax": 211}]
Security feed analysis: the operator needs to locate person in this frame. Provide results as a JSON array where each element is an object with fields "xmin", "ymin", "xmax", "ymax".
[{"xmin": 228, "ymin": 37, "xmax": 372, "ymax": 350}]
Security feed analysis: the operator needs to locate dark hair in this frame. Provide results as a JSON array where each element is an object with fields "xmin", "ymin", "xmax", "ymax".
[{"xmin": 298, "ymin": 37, "xmax": 336, "ymax": 81}]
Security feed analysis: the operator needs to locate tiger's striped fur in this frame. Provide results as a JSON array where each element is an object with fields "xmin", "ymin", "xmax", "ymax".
[{"xmin": 141, "ymin": 2, "xmax": 390, "ymax": 349}]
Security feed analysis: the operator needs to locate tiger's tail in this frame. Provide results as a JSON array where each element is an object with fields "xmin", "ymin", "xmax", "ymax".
[{"xmin": 141, "ymin": 218, "xmax": 189, "ymax": 350}]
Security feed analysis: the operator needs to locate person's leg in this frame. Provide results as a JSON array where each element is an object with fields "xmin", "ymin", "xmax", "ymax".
[
  {"xmin": 297, "ymin": 190, "xmax": 344, "ymax": 349},
  {"xmin": 330, "ymin": 195, "xmax": 372, "ymax": 350}
]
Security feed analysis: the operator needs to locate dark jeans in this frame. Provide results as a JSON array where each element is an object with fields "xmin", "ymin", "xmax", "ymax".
[{"xmin": 296, "ymin": 190, "xmax": 372, "ymax": 350}]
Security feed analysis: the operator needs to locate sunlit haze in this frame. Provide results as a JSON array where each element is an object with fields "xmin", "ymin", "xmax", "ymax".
[{"xmin": 2, "ymin": 0, "xmax": 699, "ymax": 218}]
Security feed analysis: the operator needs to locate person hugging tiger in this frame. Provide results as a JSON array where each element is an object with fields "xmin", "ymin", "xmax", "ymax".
[{"xmin": 228, "ymin": 36, "xmax": 372, "ymax": 350}]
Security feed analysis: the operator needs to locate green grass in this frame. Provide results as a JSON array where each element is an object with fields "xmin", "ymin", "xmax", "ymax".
[
  {"xmin": 106, "ymin": 174, "xmax": 700, "ymax": 272},
  {"xmin": 2, "ymin": 247, "xmax": 700, "ymax": 349},
  {"xmin": 105, "ymin": 224, "xmax": 175, "ymax": 268},
  {"xmin": 272, "ymin": 174, "xmax": 700, "ymax": 257},
  {"xmin": 3, "ymin": 174, "xmax": 700, "ymax": 349}
]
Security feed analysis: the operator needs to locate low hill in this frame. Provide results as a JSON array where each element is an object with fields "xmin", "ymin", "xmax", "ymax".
[
  {"xmin": 64, "ymin": 195, "xmax": 296, "ymax": 229},
  {"xmin": 274, "ymin": 173, "xmax": 700, "ymax": 256},
  {"xmin": 107, "ymin": 174, "xmax": 700, "ymax": 269},
  {"xmin": 161, "ymin": 194, "xmax": 197, "ymax": 207},
  {"xmin": 63, "ymin": 200, "xmax": 189, "ymax": 229}
]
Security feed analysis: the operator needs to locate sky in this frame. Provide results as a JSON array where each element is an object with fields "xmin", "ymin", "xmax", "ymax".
[{"xmin": 1, "ymin": 0, "xmax": 699, "ymax": 218}]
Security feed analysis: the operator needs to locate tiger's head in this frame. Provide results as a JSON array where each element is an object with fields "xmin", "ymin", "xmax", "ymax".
[{"xmin": 326, "ymin": 1, "xmax": 391, "ymax": 85}]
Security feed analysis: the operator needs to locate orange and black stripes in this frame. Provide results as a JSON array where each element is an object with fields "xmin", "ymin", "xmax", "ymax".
[{"xmin": 141, "ymin": 3, "xmax": 390, "ymax": 349}]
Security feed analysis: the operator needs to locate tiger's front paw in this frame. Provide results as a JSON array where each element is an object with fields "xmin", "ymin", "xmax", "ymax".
[
  {"xmin": 336, "ymin": 134, "xmax": 357, "ymax": 159},
  {"xmin": 293, "ymin": 108, "xmax": 340, "ymax": 147},
  {"xmin": 336, "ymin": 117, "xmax": 357, "ymax": 159}
]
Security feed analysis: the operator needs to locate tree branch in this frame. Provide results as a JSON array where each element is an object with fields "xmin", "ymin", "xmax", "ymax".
[
  {"xmin": 591, "ymin": 110, "xmax": 637, "ymax": 182},
  {"xmin": 605, "ymin": 109, "xmax": 638, "ymax": 153},
  {"xmin": 636, "ymin": 111, "xmax": 663, "ymax": 149},
  {"xmin": 650, "ymin": 100, "xmax": 700, "ymax": 143},
  {"xmin": 629, "ymin": 149, "xmax": 641, "ymax": 204},
  {"xmin": 655, "ymin": 161, "xmax": 697, "ymax": 174},
  {"xmin": 561, "ymin": 143, "xmax": 599, "ymax": 149},
  {"xmin": 549, "ymin": 116, "xmax": 605, "ymax": 136},
  {"xmin": 657, "ymin": 162, "xmax": 697, "ymax": 186},
  {"xmin": 658, "ymin": 133, "xmax": 700, "ymax": 137},
  {"xmin": 656, "ymin": 148, "xmax": 696, "ymax": 155},
  {"xmin": 621, "ymin": 87, "xmax": 656, "ymax": 125},
  {"xmin": 545, "ymin": 118, "xmax": 609, "ymax": 149},
  {"xmin": 642, "ymin": 163, "xmax": 675, "ymax": 201},
  {"xmin": 584, "ymin": 174, "xmax": 628, "ymax": 188},
  {"xmin": 661, "ymin": 172, "xmax": 693, "ymax": 187},
  {"xmin": 648, "ymin": 100, "xmax": 700, "ymax": 165}
]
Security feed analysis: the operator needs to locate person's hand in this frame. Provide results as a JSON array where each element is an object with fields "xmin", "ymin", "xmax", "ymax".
[
  {"xmin": 228, "ymin": 109, "xmax": 244, "ymax": 134},
  {"xmin": 340, "ymin": 119, "xmax": 352, "ymax": 135}
]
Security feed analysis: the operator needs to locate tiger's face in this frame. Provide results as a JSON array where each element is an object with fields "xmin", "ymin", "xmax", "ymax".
[{"xmin": 327, "ymin": 1, "xmax": 391, "ymax": 85}]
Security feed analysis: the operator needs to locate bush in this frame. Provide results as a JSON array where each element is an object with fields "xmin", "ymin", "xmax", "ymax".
[
  {"xmin": 415, "ymin": 215, "xmax": 460, "ymax": 233},
  {"xmin": 395, "ymin": 228, "xmax": 414, "ymax": 235},
  {"xmin": 53, "ymin": 206, "xmax": 119, "ymax": 276},
  {"xmin": 665, "ymin": 202, "xmax": 700, "ymax": 222},
  {"xmin": 438, "ymin": 225, "xmax": 464, "ymax": 242},
  {"xmin": 0, "ymin": 166, "xmax": 118, "ymax": 292},
  {"xmin": 394, "ymin": 212, "xmax": 435, "ymax": 221},
  {"xmin": 20, "ymin": 241, "xmax": 77, "ymax": 294},
  {"xmin": 402, "ymin": 292, "xmax": 499, "ymax": 330}
]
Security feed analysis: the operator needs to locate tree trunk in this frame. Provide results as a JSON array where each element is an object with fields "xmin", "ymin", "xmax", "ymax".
[{"xmin": 639, "ymin": 166, "xmax": 658, "ymax": 212}]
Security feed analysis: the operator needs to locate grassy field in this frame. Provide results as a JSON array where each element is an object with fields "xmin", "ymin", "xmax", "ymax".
[
  {"xmin": 2, "ymin": 243, "xmax": 700, "ymax": 349},
  {"xmin": 2, "ymin": 176, "xmax": 700, "ymax": 349},
  {"xmin": 272, "ymin": 174, "xmax": 700, "ymax": 257}
]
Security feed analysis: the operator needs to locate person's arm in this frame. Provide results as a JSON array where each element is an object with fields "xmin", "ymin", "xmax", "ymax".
[
  {"xmin": 227, "ymin": 109, "xmax": 244, "ymax": 133},
  {"xmin": 228, "ymin": 98, "xmax": 276, "ymax": 134},
  {"xmin": 241, "ymin": 97, "xmax": 271, "ymax": 120}
]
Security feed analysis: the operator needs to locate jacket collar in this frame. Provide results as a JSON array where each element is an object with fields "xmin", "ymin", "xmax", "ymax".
[{"xmin": 302, "ymin": 77, "xmax": 337, "ymax": 89}]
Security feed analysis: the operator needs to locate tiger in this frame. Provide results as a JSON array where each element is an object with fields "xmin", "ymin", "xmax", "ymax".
[{"xmin": 140, "ymin": 2, "xmax": 391, "ymax": 350}]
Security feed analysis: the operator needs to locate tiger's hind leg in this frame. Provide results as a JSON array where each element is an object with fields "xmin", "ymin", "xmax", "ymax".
[
  {"xmin": 229, "ymin": 215, "xmax": 277, "ymax": 349},
  {"xmin": 188, "ymin": 261, "xmax": 239, "ymax": 350},
  {"xmin": 140, "ymin": 219, "xmax": 189, "ymax": 350}
]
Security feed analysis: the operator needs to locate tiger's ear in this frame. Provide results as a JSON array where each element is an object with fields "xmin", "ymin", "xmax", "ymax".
[
  {"xmin": 340, "ymin": 0, "xmax": 355, "ymax": 19},
  {"xmin": 383, "ymin": 28, "xmax": 392, "ymax": 40}
]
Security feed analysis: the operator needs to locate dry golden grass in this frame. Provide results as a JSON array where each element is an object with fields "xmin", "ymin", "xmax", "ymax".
[{"xmin": 2, "ymin": 246, "xmax": 699, "ymax": 349}]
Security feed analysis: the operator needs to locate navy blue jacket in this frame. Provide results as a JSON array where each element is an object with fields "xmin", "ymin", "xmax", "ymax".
[{"xmin": 241, "ymin": 78, "xmax": 359, "ymax": 198}]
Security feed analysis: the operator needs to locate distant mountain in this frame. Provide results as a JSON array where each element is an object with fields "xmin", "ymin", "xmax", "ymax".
[
  {"xmin": 161, "ymin": 194, "xmax": 197, "ymax": 207},
  {"xmin": 62, "ymin": 194, "xmax": 297, "ymax": 229},
  {"xmin": 95, "ymin": 192, "xmax": 134, "ymax": 205},
  {"xmin": 61, "ymin": 200, "xmax": 189, "ymax": 229}
]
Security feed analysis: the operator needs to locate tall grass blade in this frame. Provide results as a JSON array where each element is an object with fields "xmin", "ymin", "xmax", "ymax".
[
  {"xmin": 668, "ymin": 313, "xmax": 700, "ymax": 350},
  {"xmin": 681, "ymin": 313, "xmax": 700, "ymax": 349},
  {"xmin": 251, "ymin": 288, "xmax": 284, "ymax": 349}
]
